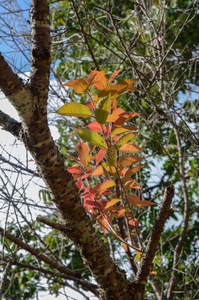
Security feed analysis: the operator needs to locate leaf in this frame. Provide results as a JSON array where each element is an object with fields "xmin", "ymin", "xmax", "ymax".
[
  {"xmin": 104, "ymin": 198, "xmax": 121, "ymax": 210},
  {"xmin": 106, "ymin": 108, "xmax": 125, "ymax": 122},
  {"xmin": 128, "ymin": 194, "xmax": 156, "ymax": 208},
  {"xmin": 96, "ymin": 149, "xmax": 106, "ymax": 165},
  {"xmin": 91, "ymin": 165, "xmax": 103, "ymax": 176},
  {"xmin": 123, "ymin": 179, "xmax": 142, "ymax": 191},
  {"xmin": 123, "ymin": 242, "xmax": 128, "ymax": 252},
  {"xmin": 111, "ymin": 125, "xmax": 137, "ymax": 137},
  {"xmin": 67, "ymin": 167, "xmax": 83, "ymax": 174},
  {"xmin": 119, "ymin": 142, "xmax": 142, "ymax": 153},
  {"xmin": 56, "ymin": 102, "xmax": 92, "ymax": 118},
  {"xmin": 87, "ymin": 121, "xmax": 102, "ymax": 133},
  {"xmin": 85, "ymin": 200, "xmax": 103, "ymax": 212},
  {"xmin": 134, "ymin": 251, "xmax": 141, "ymax": 264},
  {"xmin": 95, "ymin": 94, "xmax": 112, "ymax": 125},
  {"xmin": 129, "ymin": 218, "xmax": 139, "ymax": 228},
  {"xmin": 115, "ymin": 132, "xmax": 138, "ymax": 150},
  {"xmin": 107, "ymin": 144, "xmax": 117, "ymax": 166},
  {"xmin": 97, "ymin": 79, "xmax": 137, "ymax": 100},
  {"xmin": 78, "ymin": 142, "xmax": 90, "ymax": 166},
  {"xmin": 88, "ymin": 69, "xmax": 107, "ymax": 89},
  {"xmin": 97, "ymin": 180, "xmax": 116, "ymax": 193},
  {"xmin": 76, "ymin": 180, "xmax": 84, "ymax": 193},
  {"xmin": 108, "ymin": 69, "xmax": 121, "ymax": 83},
  {"xmin": 97, "ymin": 215, "xmax": 108, "ymax": 235},
  {"xmin": 113, "ymin": 112, "xmax": 140, "ymax": 128},
  {"xmin": 63, "ymin": 78, "xmax": 88, "ymax": 93},
  {"xmin": 75, "ymin": 128, "xmax": 107, "ymax": 148},
  {"xmin": 119, "ymin": 155, "xmax": 144, "ymax": 167},
  {"xmin": 125, "ymin": 165, "xmax": 145, "ymax": 178}
]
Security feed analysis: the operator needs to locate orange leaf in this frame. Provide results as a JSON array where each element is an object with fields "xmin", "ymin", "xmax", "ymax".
[
  {"xmin": 123, "ymin": 242, "xmax": 128, "ymax": 252},
  {"xmin": 108, "ymin": 69, "xmax": 121, "ymax": 83},
  {"xmin": 111, "ymin": 125, "xmax": 137, "ymax": 137},
  {"xmin": 125, "ymin": 165, "xmax": 145, "ymax": 178},
  {"xmin": 97, "ymin": 215, "xmax": 108, "ymax": 235},
  {"xmin": 88, "ymin": 69, "xmax": 107, "ymax": 88},
  {"xmin": 119, "ymin": 155, "xmax": 144, "ymax": 167},
  {"xmin": 63, "ymin": 79, "xmax": 88, "ymax": 93},
  {"xmin": 78, "ymin": 142, "xmax": 90, "ymax": 166},
  {"xmin": 113, "ymin": 112, "xmax": 140, "ymax": 128},
  {"xmin": 122, "ymin": 179, "xmax": 142, "ymax": 191},
  {"xmin": 119, "ymin": 142, "xmax": 142, "ymax": 153},
  {"xmin": 128, "ymin": 194, "xmax": 156, "ymax": 208},
  {"xmin": 96, "ymin": 149, "xmax": 106, "ymax": 165},
  {"xmin": 96, "ymin": 180, "xmax": 116, "ymax": 193},
  {"xmin": 91, "ymin": 165, "xmax": 103, "ymax": 176},
  {"xmin": 73, "ymin": 79, "xmax": 89, "ymax": 93}
]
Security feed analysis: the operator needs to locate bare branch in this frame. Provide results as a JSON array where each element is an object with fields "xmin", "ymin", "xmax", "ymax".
[{"xmin": 134, "ymin": 183, "xmax": 175, "ymax": 295}]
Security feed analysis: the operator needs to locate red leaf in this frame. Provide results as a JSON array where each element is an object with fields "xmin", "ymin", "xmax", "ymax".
[
  {"xmin": 84, "ymin": 200, "xmax": 103, "ymax": 212},
  {"xmin": 96, "ymin": 149, "xmax": 106, "ymax": 165},
  {"xmin": 129, "ymin": 218, "xmax": 139, "ymax": 228},
  {"xmin": 87, "ymin": 121, "xmax": 102, "ymax": 133},
  {"xmin": 67, "ymin": 167, "xmax": 83, "ymax": 174}
]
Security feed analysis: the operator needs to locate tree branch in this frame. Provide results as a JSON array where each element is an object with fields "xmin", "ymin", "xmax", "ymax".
[
  {"xmin": 0, "ymin": 259, "xmax": 98, "ymax": 296},
  {"xmin": 0, "ymin": 226, "xmax": 80, "ymax": 279},
  {"xmin": 134, "ymin": 183, "xmax": 175, "ymax": 296},
  {"xmin": 0, "ymin": 110, "xmax": 21, "ymax": 139}
]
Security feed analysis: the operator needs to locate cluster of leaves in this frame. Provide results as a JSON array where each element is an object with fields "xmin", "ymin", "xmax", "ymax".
[{"xmin": 56, "ymin": 69, "xmax": 156, "ymax": 255}]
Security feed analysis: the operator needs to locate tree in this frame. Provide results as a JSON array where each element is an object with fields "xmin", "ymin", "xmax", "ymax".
[{"xmin": 0, "ymin": 0, "xmax": 198, "ymax": 299}]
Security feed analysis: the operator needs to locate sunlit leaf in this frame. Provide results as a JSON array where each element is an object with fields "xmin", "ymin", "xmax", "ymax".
[
  {"xmin": 62, "ymin": 78, "xmax": 89, "ymax": 93},
  {"xmin": 104, "ymin": 198, "xmax": 121, "ymax": 210},
  {"xmin": 78, "ymin": 142, "xmax": 90, "ymax": 166},
  {"xmin": 97, "ymin": 79, "xmax": 137, "ymax": 100},
  {"xmin": 134, "ymin": 251, "xmax": 141, "ymax": 264},
  {"xmin": 98, "ymin": 180, "xmax": 116, "ymax": 192},
  {"xmin": 119, "ymin": 142, "xmax": 142, "ymax": 153},
  {"xmin": 119, "ymin": 155, "xmax": 144, "ymax": 167},
  {"xmin": 111, "ymin": 125, "xmax": 137, "ymax": 137},
  {"xmin": 108, "ymin": 69, "xmax": 121, "ymax": 83},
  {"xmin": 107, "ymin": 144, "xmax": 117, "ymax": 166},
  {"xmin": 67, "ymin": 167, "xmax": 83, "ymax": 174},
  {"xmin": 125, "ymin": 165, "xmax": 145, "ymax": 178},
  {"xmin": 75, "ymin": 128, "xmax": 107, "ymax": 148},
  {"xmin": 96, "ymin": 149, "xmax": 106, "ymax": 165},
  {"xmin": 95, "ymin": 94, "xmax": 112, "ymax": 125},
  {"xmin": 87, "ymin": 121, "xmax": 102, "ymax": 133},
  {"xmin": 113, "ymin": 112, "xmax": 140, "ymax": 128},
  {"xmin": 56, "ymin": 102, "xmax": 92, "ymax": 118},
  {"xmin": 88, "ymin": 69, "xmax": 107, "ymax": 89},
  {"xmin": 91, "ymin": 165, "xmax": 103, "ymax": 176},
  {"xmin": 115, "ymin": 132, "xmax": 138, "ymax": 150},
  {"xmin": 123, "ymin": 179, "xmax": 142, "ymax": 191}
]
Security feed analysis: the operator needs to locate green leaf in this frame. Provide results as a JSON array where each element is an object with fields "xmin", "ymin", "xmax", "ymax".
[
  {"xmin": 56, "ymin": 103, "xmax": 92, "ymax": 118},
  {"xmin": 115, "ymin": 132, "xmax": 138, "ymax": 150},
  {"xmin": 95, "ymin": 93, "xmax": 112, "ymax": 125},
  {"xmin": 75, "ymin": 128, "xmax": 107, "ymax": 148}
]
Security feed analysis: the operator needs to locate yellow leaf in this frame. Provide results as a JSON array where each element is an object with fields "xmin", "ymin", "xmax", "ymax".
[{"xmin": 56, "ymin": 102, "xmax": 92, "ymax": 118}]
